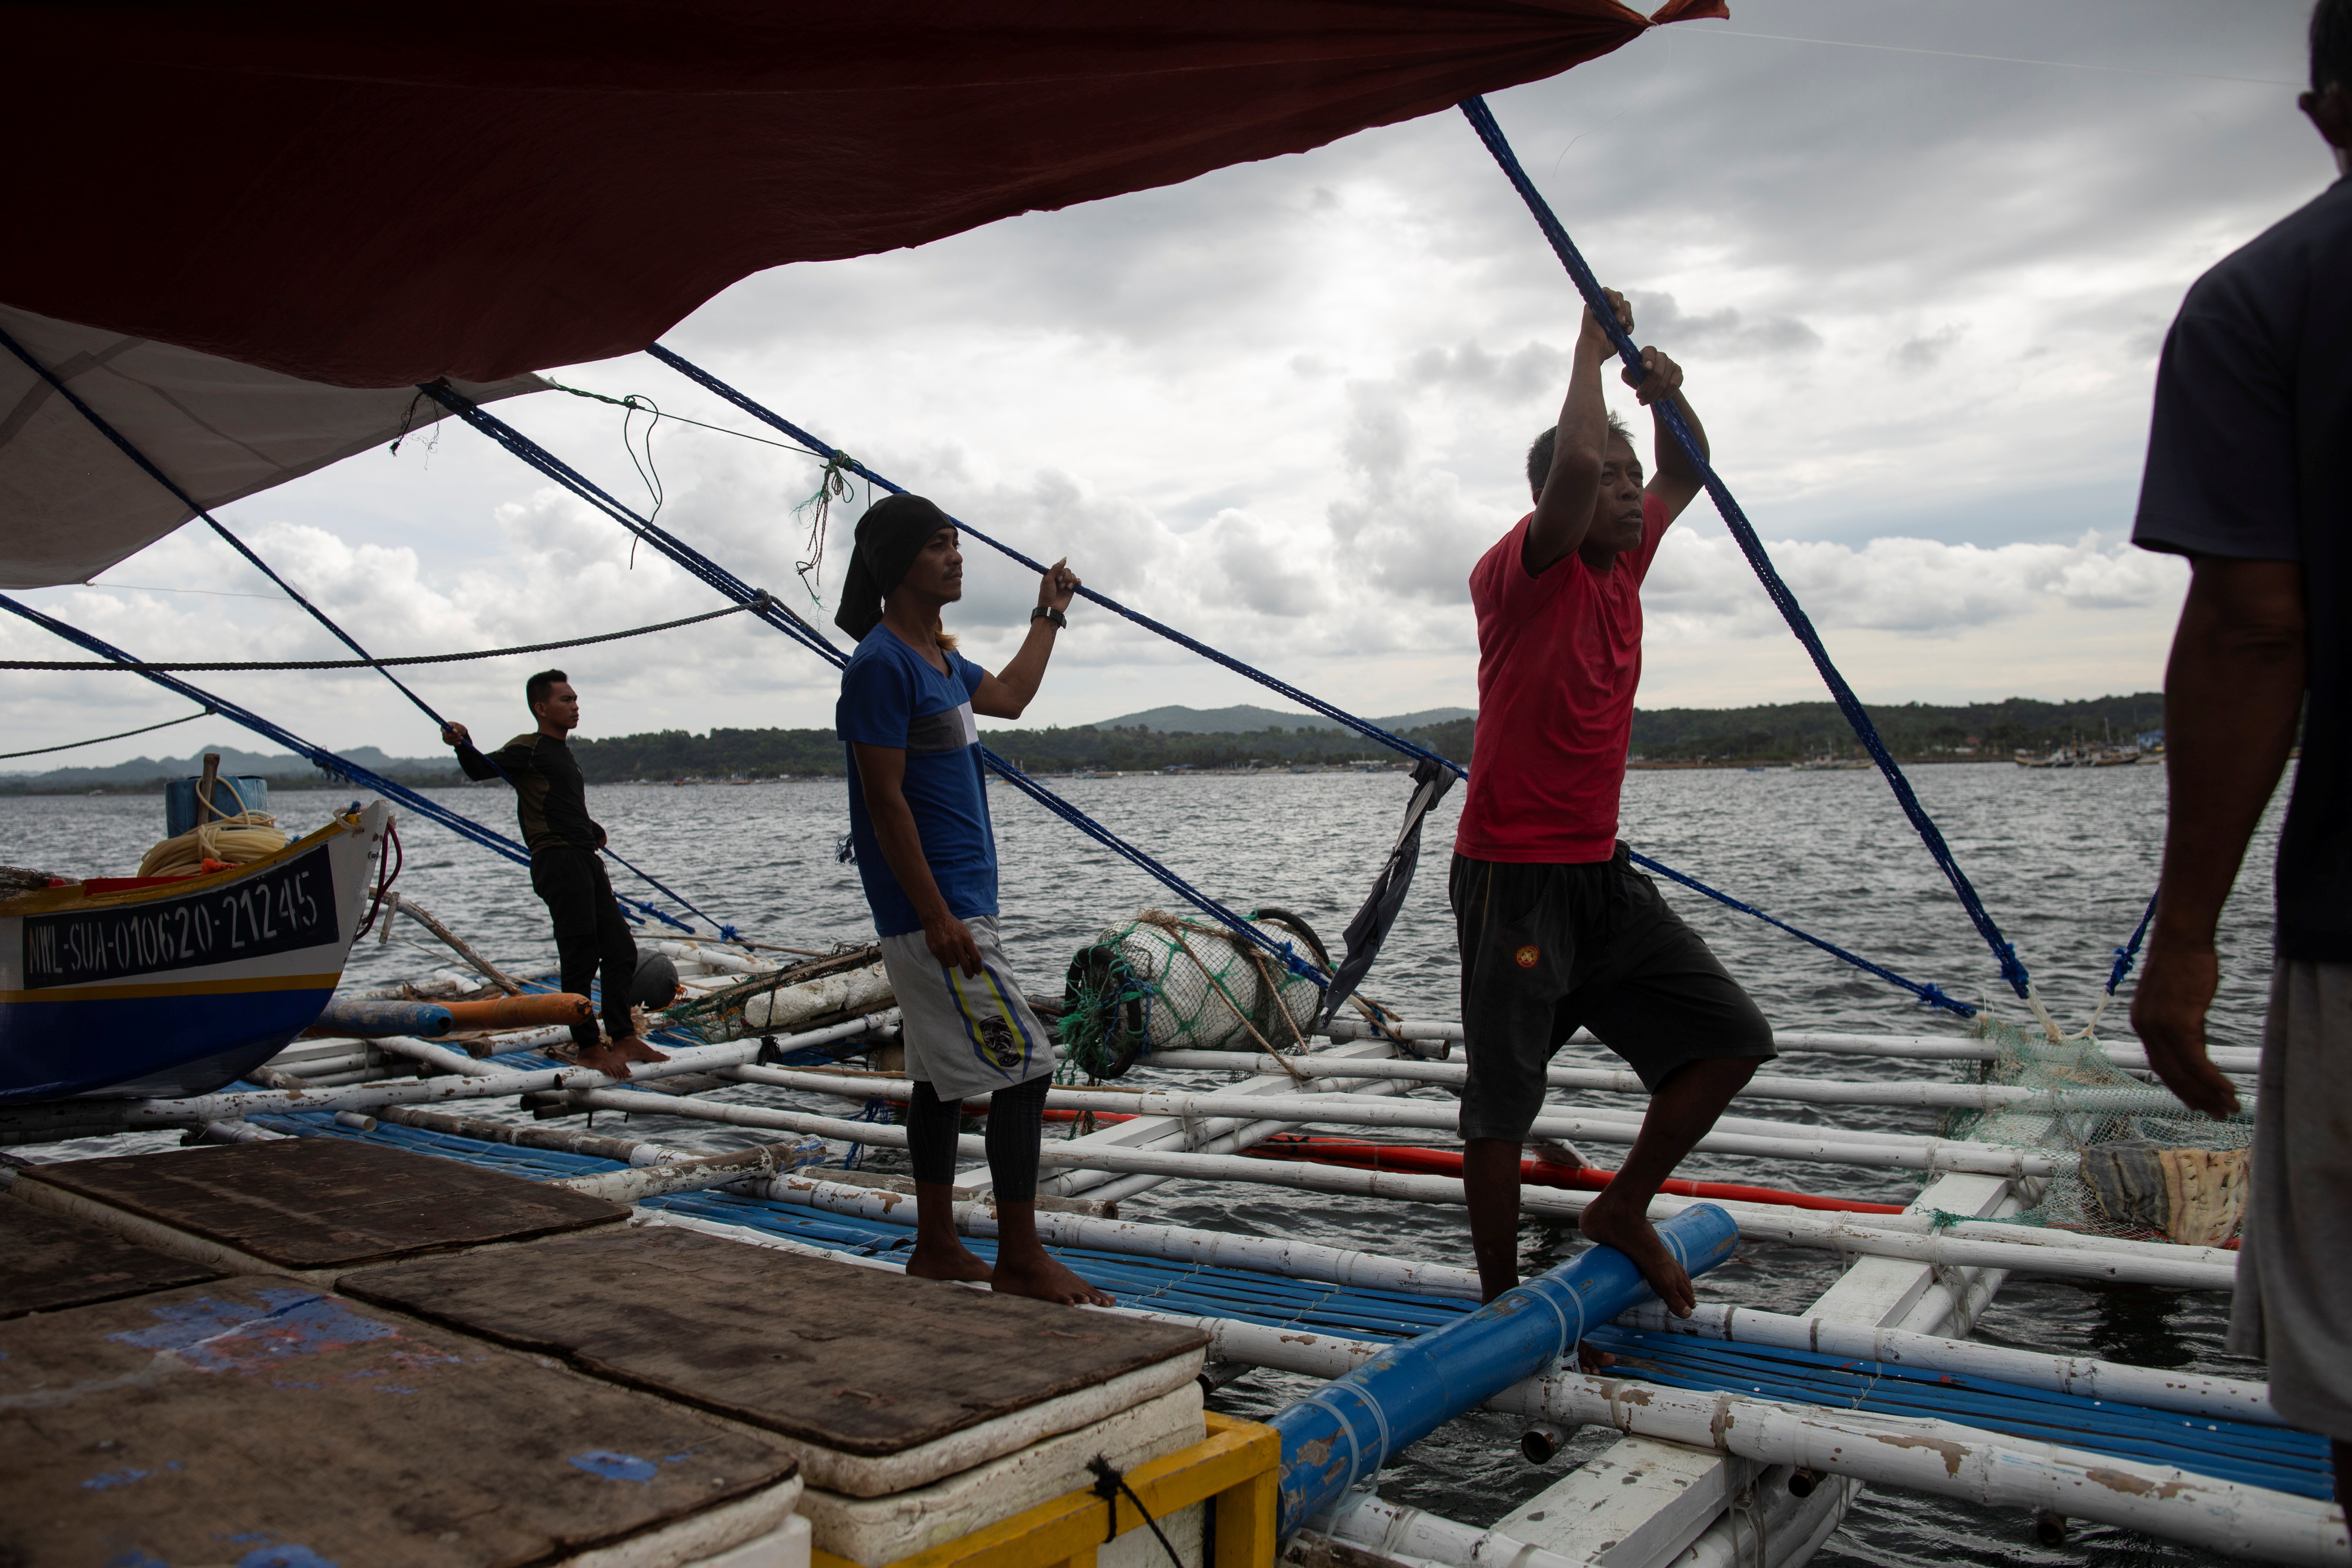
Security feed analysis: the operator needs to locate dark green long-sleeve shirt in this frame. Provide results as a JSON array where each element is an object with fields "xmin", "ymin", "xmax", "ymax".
[{"xmin": 456, "ymin": 731, "xmax": 605, "ymax": 854}]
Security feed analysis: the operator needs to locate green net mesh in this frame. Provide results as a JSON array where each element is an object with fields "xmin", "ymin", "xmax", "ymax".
[
  {"xmin": 1059, "ymin": 910, "xmax": 1322, "ymax": 1080},
  {"xmin": 1937, "ymin": 1014, "xmax": 2254, "ymax": 1245}
]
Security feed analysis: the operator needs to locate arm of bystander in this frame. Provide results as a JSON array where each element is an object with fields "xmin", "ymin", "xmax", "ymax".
[{"xmin": 2131, "ymin": 556, "xmax": 2306, "ymax": 1116}]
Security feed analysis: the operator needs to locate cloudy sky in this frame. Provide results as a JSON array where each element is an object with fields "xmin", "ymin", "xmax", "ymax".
[{"xmin": 5, "ymin": 0, "xmax": 2333, "ymax": 765}]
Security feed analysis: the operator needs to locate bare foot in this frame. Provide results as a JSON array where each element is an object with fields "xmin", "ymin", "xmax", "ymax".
[
  {"xmin": 576, "ymin": 1036, "xmax": 668, "ymax": 1080},
  {"xmin": 1579, "ymin": 1192, "xmax": 1695, "ymax": 1316},
  {"xmin": 990, "ymin": 1250, "xmax": 1116, "ymax": 1308},
  {"xmin": 579, "ymin": 1034, "xmax": 673, "ymax": 1086},
  {"xmin": 907, "ymin": 1236, "xmax": 995, "ymax": 1283}
]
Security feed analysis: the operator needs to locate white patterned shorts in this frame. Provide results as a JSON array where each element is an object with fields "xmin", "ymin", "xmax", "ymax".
[{"xmin": 877, "ymin": 915, "xmax": 1054, "ymax": 1102}]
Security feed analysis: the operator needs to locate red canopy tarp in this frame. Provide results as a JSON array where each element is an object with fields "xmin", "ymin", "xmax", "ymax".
[{"xmin": 6, "ymin": 1, "xmax": 1721, "ymax": 389}]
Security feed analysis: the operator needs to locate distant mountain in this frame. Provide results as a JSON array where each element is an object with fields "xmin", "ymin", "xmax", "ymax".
[
  {"xmin": 1087, "ymin": 703, "xmax": 1475, "ymax": 735},
  {"xmin": 0, "ymin": 740, "xmax": 460, "ymax": 787}
]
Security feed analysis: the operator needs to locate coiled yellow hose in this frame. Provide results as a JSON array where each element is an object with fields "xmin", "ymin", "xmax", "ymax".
[{"xmin": 136, "ymin": 776, "xmax": 290, "ymax": 877}]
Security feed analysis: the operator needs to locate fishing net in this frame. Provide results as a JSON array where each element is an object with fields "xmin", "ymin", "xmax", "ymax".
[
  {"xmin": 1060, "ymin": 910, "xmax": 1323, "ymax": 1081},
  {"xmin": 1938, "ymin": 1015, "xmax": 2254, "ymax": 1246}
]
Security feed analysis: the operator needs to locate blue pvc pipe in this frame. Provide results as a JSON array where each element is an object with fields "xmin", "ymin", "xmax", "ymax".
[
  {"xmin": 313, "ymin": 997, "xmax": 455, "ymax": 1040},
  {"xmin": 1271, "ymin": 1203, "xmax": 1742, "ymax": 1537}
]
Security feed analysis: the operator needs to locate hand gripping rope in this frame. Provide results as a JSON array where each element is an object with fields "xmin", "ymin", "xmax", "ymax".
[{"xmin": 1458, "ymin": 95, "xmax": 2032, "ymax": 1005}]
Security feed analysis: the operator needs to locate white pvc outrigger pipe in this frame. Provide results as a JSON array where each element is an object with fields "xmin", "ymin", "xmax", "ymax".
[
  {"xmin": 1114, "ymin": 1312, "xmax": 2340, "ymax": 1567},
  {"xmin": 1141, "ymin": 1051, "xmax": 2240, "ymax": 1116},
  {"xmin": 723, "ymin": 1066, "xmax": 2070, "ymax": 1178},
  {"xmin": 566, "ymin": 1088, "xmax": 2233, "ymax": 1289},
  {"xmin": 1612, "ymin": 1302, "xmax": 2277, "ymax": 1425},
  {"xmin": 1318, "ymin": 1020, "xmax": 2263, "ymax": 1075},
  {"xmin": 91, "ymin": 1015, "xmax": 893, "ymax": 1128},
  {"xmin": 750, "ymin": 1170, "xmax": 1486, "ymax": 1298}
]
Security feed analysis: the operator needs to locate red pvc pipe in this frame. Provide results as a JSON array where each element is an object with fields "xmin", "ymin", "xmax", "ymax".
[
  {"xmin": 1247, "ymin": 1134, "xmax": 1907, "ymax": 1215},
  {"xmin": 1025, "ymin": 1112, "xmax": 1902, "ymax": 1214}
]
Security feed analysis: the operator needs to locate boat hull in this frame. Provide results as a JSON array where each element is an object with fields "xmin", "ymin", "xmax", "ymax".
[{"xmin": 0, "ymin": 803, "xmax": 390, "ymax": 1104}]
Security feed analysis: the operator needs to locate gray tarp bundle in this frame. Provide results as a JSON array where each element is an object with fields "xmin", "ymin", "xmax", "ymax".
[{"xmin": 0, "ymin": 305, "xmax": 544, "ymax": 589}]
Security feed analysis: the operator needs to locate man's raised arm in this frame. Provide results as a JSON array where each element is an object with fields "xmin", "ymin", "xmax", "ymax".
[
  {"xmin": 1524, "ymin": 290, "xmax": 1633, "ymax": 575},
  {"xmin": 1636, "ymin": 348, "xmax": 1708, "ymax": 523}
]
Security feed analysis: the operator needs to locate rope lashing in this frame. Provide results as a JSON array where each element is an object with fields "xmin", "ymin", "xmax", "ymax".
[
  {"xmin": 2107, "ymin": 889, "xmax": 2160, "ymax": 997},
  {"xmin": 0, "ymin": 323, "xmax": 458, "ymax": 732},
  {"xmin": 0, "ymin": 705, "xmax": 216, "ymax": 760},
  {"xmin": 639, "ymin": 347, "xmax": 1972, "ymax": 1012},
  {"xmin": 425, "ymin": 380, "xmax": 1322, "ymax": 979},
  {"xmin": 1, "ymin": 601, "xmax": 756, "ymax": 671},
  {"xmin": 1628, "ymin": 850, "xmax": 1973, "ymax": 1018},
  {"xmin": 643, "ymin": 345, "xmax": 1466, "ymax": 782},
  {"xmin": 0, "ymin": 593, "xmax": 697, "ymax": 933},
  {"xmin": 1458, "ymin": 96, "xmax": 2031, "ymax": 1005}
]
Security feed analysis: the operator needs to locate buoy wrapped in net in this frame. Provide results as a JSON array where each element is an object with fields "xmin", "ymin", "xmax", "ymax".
[{"xmin": 1060, "ymin": 907, "xmax": 1325, "ymax": 1079}]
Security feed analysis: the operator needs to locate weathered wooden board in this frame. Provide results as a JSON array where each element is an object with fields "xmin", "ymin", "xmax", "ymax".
[
  {"xmin": 0, "ymin": 1193, "xmax": 219, "ymax": 1318},
  {"xmin": 0, "ymin": 1275, "xmax": 799, "ymax": 1568},
  {"xmin": 20, "ymin": 1136, "xmax": 625, "ymax": 1268},
  {"xmin": 343, "ymin": 1225, "xmax": 1210, "ymax": 1455}
]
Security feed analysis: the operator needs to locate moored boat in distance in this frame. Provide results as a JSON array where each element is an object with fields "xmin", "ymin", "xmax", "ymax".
[{"xmin": 0, "ymin": 801, "xmax": 393, "ymax": 1103}]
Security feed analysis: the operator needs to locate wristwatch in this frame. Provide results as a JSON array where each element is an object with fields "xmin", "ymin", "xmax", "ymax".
[{"xmin": 1030, "ymin": 604, "xmax": 1068, "ymax": 630}]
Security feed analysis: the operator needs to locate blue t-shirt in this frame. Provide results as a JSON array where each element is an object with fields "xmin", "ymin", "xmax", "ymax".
[{"xmin": 837, "ymin": 628, "xmax": 997, "ymax": 938}]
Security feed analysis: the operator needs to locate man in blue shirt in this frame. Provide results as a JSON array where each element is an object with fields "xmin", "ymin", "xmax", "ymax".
[
  {"xmin": 2130, "ymin": 0, "xmax": 2351, "ymax": 1496},
  {"xmin": 835, "ymin": 493, "xmax": 1110, "ymax": 1307}
]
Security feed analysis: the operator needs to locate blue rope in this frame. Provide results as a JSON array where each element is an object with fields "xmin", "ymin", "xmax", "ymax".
[
  {"xmin": 981, "ymin": 751, "xmax": 1325, "ymax": 984},
  {"xmin": 1458, "ymin": 96, "xmax": 2030, "ymax": 1004},
  {"xmin": 0, "ymin": 594, "xmax": 706, "ymax": 934},
  {"xmin": 423, "ymin": 383, "xmax": 1323, "ymax": 980},
  {"xmin": 1627, "ymin": 850, "xmax": 1973, "ymax": 1017},
  {"xmin": 0, "ymin": 326, "xmax": 728, "ymax": 940},
  {"xmin": 0, "ymin": 323, "xmax": 456, "ymax": 730},
  {"xmin": 644, "ymin": 346, "xmax": 1465, "ymax": 781},
  {"xmin": 641, "ymin": 346, "xmax": 1987, "ymax": 1011},
  {"xmin": 2106, "ymin": 889, "xmax": 2160, "ymax": 996}
]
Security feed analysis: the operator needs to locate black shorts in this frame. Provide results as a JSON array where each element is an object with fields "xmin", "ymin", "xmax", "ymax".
[{"xmin": 1450, "ymin": 846, "xmax": 1775, "ymax": 1143}]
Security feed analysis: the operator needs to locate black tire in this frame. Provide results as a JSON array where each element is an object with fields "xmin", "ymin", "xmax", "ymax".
[
  {"xmin": 1248, "ymin": 905, "xmax": 1332, "ymax": 974},
  {"xmin": 1062, "ymin": 942, "xmax": 1146, "ymax": 1079}
]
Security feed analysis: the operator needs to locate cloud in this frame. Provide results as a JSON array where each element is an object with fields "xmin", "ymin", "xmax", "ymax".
[
  {"xmin": 5, "ymin": 0, "xmax": 2320, "ymax": 763},
  {"xmin": 1405, "ymin": 340, "xmax": 1571, "ymax": 401},
  {"xmin": 1631, "ymin": 293, "xmax": 1822, "ymax": 358},
  {"xmin": 1643, "ymin": 527, "xmax": 2187, "ymax": 643},
  {"xmin": 1890, "ymin": 325, "xmax": 1966, "ymax": 373}
]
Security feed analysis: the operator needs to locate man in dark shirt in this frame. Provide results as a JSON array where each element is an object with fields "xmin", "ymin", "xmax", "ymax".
[
  {"xmin": 2130, "ymin": 0, "xmax": 2351, "ymax": 1494},
  {"xmin": 443, "ymin": 668, "xmax": 666, "ymax": 1079}
]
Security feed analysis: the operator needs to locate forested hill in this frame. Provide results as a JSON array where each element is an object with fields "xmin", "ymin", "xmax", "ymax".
[
  {"xmin": 2, "ymin": 693, "xmax": 2167, "ymax": 792},
  {"xmin": 556, "ymin": 691, "xmax": 2164, "ymax": 777}
]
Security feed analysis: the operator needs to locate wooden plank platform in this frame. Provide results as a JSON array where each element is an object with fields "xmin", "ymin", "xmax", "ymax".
[
  {"xmin": 343, "ymin": 1225, "xmax": 1210, "ymax": 1456},
  {"xmin": 18, "ymin": 1136, "xmax": 626, "ymax": 1270},
  {"xmin": 0, "ymin": 1193, "xmax": 219, "ymax": 1319},
  {"xmin": 0, "ymin": 1275, "xmax": 800, "ymax": 1568}
]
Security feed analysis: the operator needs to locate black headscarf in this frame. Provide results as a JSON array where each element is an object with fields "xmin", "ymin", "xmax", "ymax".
[{"xmin": 834, "ymin": 493, "xmax": 952, "ymax": 641}]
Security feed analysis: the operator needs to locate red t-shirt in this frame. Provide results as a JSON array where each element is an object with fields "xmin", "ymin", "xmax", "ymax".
[{"xmin": 1454, "ymin": 491, "xmax": 1672, "ymax": 863}]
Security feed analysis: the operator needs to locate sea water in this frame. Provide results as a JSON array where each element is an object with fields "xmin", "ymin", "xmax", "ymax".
[{"xmin": 0, "ymin": 761, "xmax": 2288, "ymax": 1566}]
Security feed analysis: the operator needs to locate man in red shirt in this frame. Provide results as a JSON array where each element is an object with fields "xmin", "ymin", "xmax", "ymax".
[{"xmin": 1454, "ymin": 289, "xmax": 1775, "ymax": 1308}]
